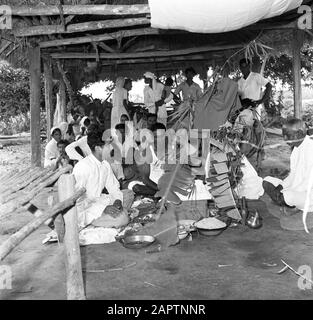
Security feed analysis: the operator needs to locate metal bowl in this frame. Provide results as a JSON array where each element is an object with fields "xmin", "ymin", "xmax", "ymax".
[
  {"xmin": 195, "ymin": 218, "xmax": 230, "ymax": 236},
  {"xmin": 120, "ymin": 235, "xmax": 155, "ymax": 249},
  {"xmin": 197, "ymin": 226, "xmax": 227, "ymax": 236}
]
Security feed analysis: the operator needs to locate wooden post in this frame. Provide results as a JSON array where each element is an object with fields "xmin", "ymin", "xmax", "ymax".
[
  {"xmin": 59, "ymin": 77, "xmax": 67, "ymax": 122},
  {"xmin": 29, "ymin": 44, "xmax": 41, "ymax": 167},
  {"xmin": 44, "ymin": 59, "xmax": 53, "ymax": 141},
  {"xmin": 58, "ymin": 174, "xmax": 85, "ymax": 300},
  {"xmin": 292, "ymin": 29, "xmax": 303, "ymax": 119}
]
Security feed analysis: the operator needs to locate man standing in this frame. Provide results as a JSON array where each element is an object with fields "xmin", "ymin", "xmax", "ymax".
[
  {"xmin": 174, "ymin": 67, "xmax": 202, "ymax": 102},
  {"xmin": 237, "ymin": 58, "xmax": 272, "ymax": 119},
  {"xmin": 73, "ymin": 130, "xmax": 133, "ymax": 230}
]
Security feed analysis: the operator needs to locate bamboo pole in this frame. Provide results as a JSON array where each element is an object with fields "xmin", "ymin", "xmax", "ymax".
[
  {"xmin": 11, "ymin": 4, "xmax": 150, "ymax": 16},
  {"xmin": 292, "ymin": 29, "xmax": 303, "ymax": 119},
  {"xmin": 0, "ymin": 187, "xmax": 85, "ymax": 262},
  {"xmin": 58, "ymin": 174, "xmax": 85, "ymax": 300},
  {"xmin": 44, "ymin": 59, "xmax": 53, "ymax": 142},
  {"xmin": 59, "ymin": 77, "xmax": 67, "ymax": 122},
  {"xmin": 15, "ymin": 17, "xmax": 150, "ymax": 37},
  {"xmin": 29, "ymin": 44, "xmax": 41, "ymax": 167},
  {"xmin": 40, "ymin": 28, "xmax": 160, "ymax": 48},
  {"xmin": 0, "ymin": 165, "xmax": 72, "ymax": 218},
  {"xmin": 49, "ymin": 43, "xmax": 244, "ymax": 58}
]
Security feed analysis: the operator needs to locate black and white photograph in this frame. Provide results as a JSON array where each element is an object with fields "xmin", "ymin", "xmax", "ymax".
[{"xmin": 0, "ymin": 0, "xmax": 313, "ymax": 308}]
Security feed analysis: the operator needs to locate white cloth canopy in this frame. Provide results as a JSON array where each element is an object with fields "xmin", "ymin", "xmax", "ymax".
[{"xmin": 149, "ymin": 0, "xmax": 303, "ymax": 33}]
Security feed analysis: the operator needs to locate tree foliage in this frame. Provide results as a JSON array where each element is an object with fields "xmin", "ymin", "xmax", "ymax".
[{"xmin": 0, "ymin": 61, "xmax": 30, "ymax": 119}]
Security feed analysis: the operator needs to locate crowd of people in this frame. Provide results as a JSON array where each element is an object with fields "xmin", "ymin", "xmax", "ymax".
[{"xmin": 43, "ymin": 61, "xmax": 313, "ymax": 237}]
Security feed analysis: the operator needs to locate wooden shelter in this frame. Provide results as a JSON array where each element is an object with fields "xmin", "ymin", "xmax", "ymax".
[{"xmin": 1, "ymin": 0, "xmax": 313, "ymax": 166}]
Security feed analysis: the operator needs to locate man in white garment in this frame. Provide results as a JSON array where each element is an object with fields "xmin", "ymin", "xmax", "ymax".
[
  {"xmin": 263, "ymin": 118, "xmax": 313, "ymax": 214},
  {"xmin": 73, "ymin": 130, "xmax": 133, "ymax": 230},
  {"xmin": 237, "ymin": 58, "xmax": 272, "ymax": 126}
]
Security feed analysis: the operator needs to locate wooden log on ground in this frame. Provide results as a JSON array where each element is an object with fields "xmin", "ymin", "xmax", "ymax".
[
  {"xmin": 0, "ymin": 168, "xmax": 55, "ymax": 204},
  {"xmin": 29, "ymin": 44, "xmax": 42, "ymax": 167},
  {"xmin": 11, "ymin": 4, "xmax": 150, "ymax": 16},
  {"xmin": 0, "ymin": 165, "xmax": 72, "ymax": 218},
  {"xmin": 40, "ymin": 27, "xmax": 160, "ymax": 48},
  {"xmin": 0, "ymin": 187, "xmax": 85, "ymax": 262},
  {"xmin": 0, "ymin": 168, "xmax": 48, "ymax": 203},
  {"xmin": 24, "ymin": 168, "xmax": 56, "ymax": 192},
  {"xmin": 15, "ymin": 17, "xmax": 150, "ymax": 37},
  {"xmin": 58, "ymin": 174, "xmax": 86, "ymax": 300},
  {"xmin": 0, "ymin": 168, "xmax": 38, "ymax": 193},
  {"xmin": 0, "ymin": 169, "xmax": 20, "ymax": 182}
]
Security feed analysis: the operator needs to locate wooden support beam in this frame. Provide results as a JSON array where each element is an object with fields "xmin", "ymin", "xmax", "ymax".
[
  {"xmin": 11, "ymin": 4, "xmax": 150, "ymax": 16},
  {"xmin": 14, "ymin": 17, "xmax": 150, "ymax": 37},
  {"xmin": 59, "ymin": 77, "xmax": 67, "ymax": 122},
  {"xmin": 292, "ymin": 29, "xmax": 303, "ymax": 119},
  {"xmin": 49, "ymin": 43, "xmax": 244, "ymax": 59},
  {"xmin": 43, "ymin": 59, "xmax": 54, "ymax": 141},
  {"xmin": 29, "ymin": 44, "xmax": 41, "ymax": 167},
  {"xmin": 98, "ymin": 54, "xmax": 213, "ymax": 65},
  {"xmin": 58, "ymin": 174, "xmax": 85, "ymax": 300},
  {"xmin": 40, "ymin": 27, "xmax": 159, "ymax": 48}
]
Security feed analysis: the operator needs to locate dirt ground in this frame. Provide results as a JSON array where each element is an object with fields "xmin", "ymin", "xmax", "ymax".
[{"xmin": 1, "ymin": 135, "xmax": 313, "ymax": 300}]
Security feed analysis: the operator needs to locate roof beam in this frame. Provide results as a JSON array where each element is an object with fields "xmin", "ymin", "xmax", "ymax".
[
  {"xmin": 11, "ymin": 4, "xmax": 150, "ymax": 16},
  {"xmin": 14, "ymin": 17, "xmax": 150, "ymax": 37},
  {"xmin": 49, "ymin": 44, "xmax": 244, "ymax": 59},
  {"xmin": 40, "ymin": 27, "xmax": 159, "ymax": 48}
]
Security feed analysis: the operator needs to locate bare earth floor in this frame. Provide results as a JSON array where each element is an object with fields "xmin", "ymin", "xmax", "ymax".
[{"xmin": 1, "ymin": 135, "xmax": 313, "ymax": 300}]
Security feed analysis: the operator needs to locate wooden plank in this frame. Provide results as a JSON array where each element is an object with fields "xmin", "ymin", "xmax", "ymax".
[
  {"xmin": 14, "ymin": 17, "xmax": 150, "ymax": 37},
  {"xmin": 29, "ymin": 45, "xmax": 41, "ymax": 167},
  {"xmin": 0, "ymin": 187, "xmax": 85, "ymax": 262},
  {"xmin": 0, "ymin": 42, "xmax": 12, "ymax": 55},
  {"xmin": 49, "ymin": 43, "xmax": 244, "ymax": 59},
  {"xmin": 292, "ymin": 29, "xmax": 303, "ymax": 119},
  {"xmin": 11, "ymin": 4, "xmax": 150, "ymax": 16},
  {"xmin": 40, "ymin": 27, "xmax": 159, "ymax": 48},
  {"xmin": 44, "ymin": 59, "xmax": 53, "ymax": 141},
  {"xmin": 58, "ymin": 174, "xmax": 85, "ymax": 300}
]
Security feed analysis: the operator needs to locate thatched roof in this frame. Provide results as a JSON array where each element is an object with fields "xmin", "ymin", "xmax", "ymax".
[{"xmin": 1, "ymin": 0, "xmax": 312, "ymax": 89}]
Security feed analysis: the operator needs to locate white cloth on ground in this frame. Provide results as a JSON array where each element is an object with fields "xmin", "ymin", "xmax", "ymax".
[
  {"xmin": 264, "ymin": 135, "xmax": 313, "ymax": 211},
  {"xmin": 79, "ymin": 226, "xmax": 119, "ymax": 245},
  {"xmin": 235, "ymin": 155, "xmax": 264, "ymax": 199}
]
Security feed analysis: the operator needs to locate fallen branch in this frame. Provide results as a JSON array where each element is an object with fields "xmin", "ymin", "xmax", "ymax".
[{"xmin": 0, "ymin": 187, "xmax": 85, "ymax": 262}]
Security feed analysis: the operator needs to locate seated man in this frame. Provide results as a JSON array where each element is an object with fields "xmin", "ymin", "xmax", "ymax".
[
  {"xmin": 73, "ymin": 130, "xmax": 134, "ymax": 230},
  {"xmin": 122, "ymin": 123, "xmax": 166, "ymax": 197},
  {"xmin": 263, "ymin": 118, "xmax": 312, "ymax": 212}
]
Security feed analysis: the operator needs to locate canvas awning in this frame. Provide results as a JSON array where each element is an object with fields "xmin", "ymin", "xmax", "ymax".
[{"xmin": 149, "ymin": 0, "xmax": 303, "ymax": 33}]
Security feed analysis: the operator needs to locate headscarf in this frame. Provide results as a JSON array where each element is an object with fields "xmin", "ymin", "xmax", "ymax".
[
  {"xmin": 50, "ymin": 126, "xmax": 60, "ymax": 136},
  {"xmin": 143, "ymin": 71, "xmax": 156, "ymax": 80},
  {"xmin": 79, "ymin": 116, "xmax": 89, "ymax": 128},
  {"xmin": 58, "ymin": 122, "xmax": 69, "ymax": 139}
]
